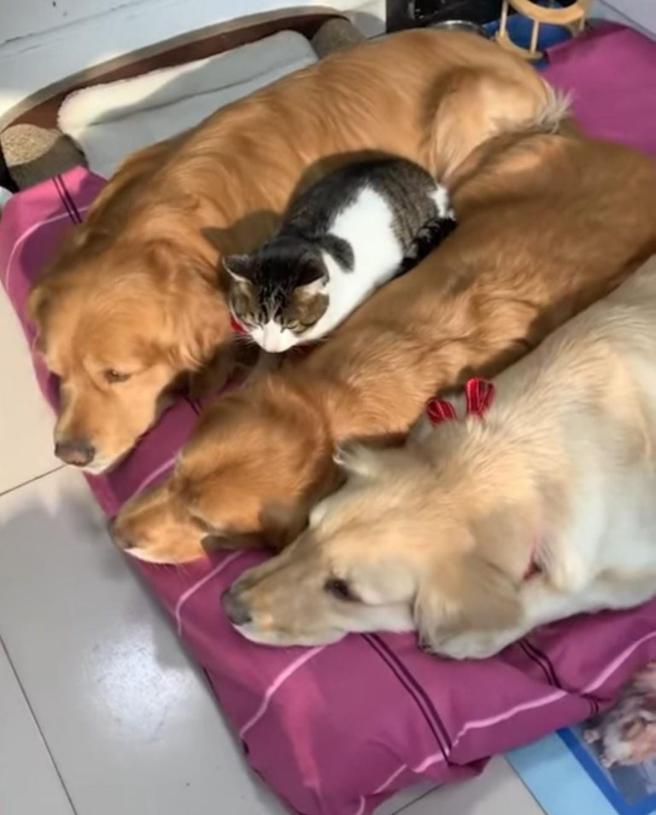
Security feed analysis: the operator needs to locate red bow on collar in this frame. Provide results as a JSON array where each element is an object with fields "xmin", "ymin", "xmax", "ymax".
[
  {"xmin": 426, "ymin": 378, "xmax": 496, "ymax": 426},
  {"xmin": 230, "ymin": 313, "xmax": 248, "ymax": 335}
]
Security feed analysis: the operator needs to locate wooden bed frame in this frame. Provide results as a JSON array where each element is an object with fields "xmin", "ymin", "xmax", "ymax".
[{"xmin": 0, "ymin": 6, "xmax": 346, "ymax": 131}]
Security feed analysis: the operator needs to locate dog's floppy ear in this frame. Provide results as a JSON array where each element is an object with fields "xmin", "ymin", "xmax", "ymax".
[
  {"xmin": 26, "ymin": 283, "xmax": 48, "ymax": 326},
  {"xmin": 414, "ymin": 552, "xmax": 521, "ymax": 654},
  {"xmin": 138, "ymin": 239, "xmax": 224, "ymax": 364},
  {"xmin": 26, "ymin": 284, "xmax": 53, "ymax": 353},
  {"xmin": 260, "ymin": 500, "xmax": 310, "ymax": 552}
]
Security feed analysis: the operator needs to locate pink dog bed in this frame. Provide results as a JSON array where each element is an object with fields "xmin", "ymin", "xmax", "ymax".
[{"xmin": 3, "ymin": 24, "xmax": 656, "ymax": 815}]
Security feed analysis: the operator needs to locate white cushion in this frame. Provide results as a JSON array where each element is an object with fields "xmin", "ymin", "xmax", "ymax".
[{"xmin": 58, "ymin": 31, "xmax": 318, "ymax": 178}]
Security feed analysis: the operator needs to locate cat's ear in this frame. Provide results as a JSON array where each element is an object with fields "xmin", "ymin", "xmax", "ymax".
[
  {"xmin": 295, "ymin": 277, "xmax": 328, "ymax": 298},
  {"xmin": 222, "ymin": 254, "xmax": 254, "ymax": 283},
  {"xmin": 297, "ymin": 254, "xmax": 328, "ymax": 296}
]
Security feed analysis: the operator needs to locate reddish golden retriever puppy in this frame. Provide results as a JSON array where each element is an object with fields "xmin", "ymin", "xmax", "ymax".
[
  {"xmin": 28, "ymin": 29, "xmax": 551, "ymax": 472},
  {"xmin": 113, "ymin": 131, "xmax": 656, "ymax": 563}
]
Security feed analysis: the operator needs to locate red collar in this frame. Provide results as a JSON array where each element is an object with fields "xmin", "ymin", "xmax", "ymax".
[
  {"xmin": 426, "ymin": 378, "xmax": 540, "ymax": 581},
  {"xmin": 230, "ymin": 313, "xmax": 248, "ymax": 335},
  {"xmin": 426, "ymin": 378, "xmax": 495, "ymax": 425}
]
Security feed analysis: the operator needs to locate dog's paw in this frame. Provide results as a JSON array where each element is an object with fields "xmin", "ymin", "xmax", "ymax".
[{"xmin": 431, "ymin": 631, "xmax": 510, "ymax": 661}]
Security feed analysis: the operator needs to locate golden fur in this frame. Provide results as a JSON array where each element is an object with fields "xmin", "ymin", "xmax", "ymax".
[
  {"xmin": 225, "ymin": 256, "xmax": 656, "ymax": 653},
  {"xmin": 28, "ymin": 30, "xmax": 550, "ymax": 471},
  {"xmin": 114, "ymin": 131, "xmax": 656, "ymax": 563}
]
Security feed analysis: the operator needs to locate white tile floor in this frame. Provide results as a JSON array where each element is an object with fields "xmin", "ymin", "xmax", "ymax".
[{"xmin": 0, "ymin": 264, "xmax": 545, "ymax": 815}]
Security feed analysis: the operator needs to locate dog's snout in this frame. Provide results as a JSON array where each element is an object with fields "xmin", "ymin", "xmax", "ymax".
[
  {"xmin": 222, "ymin": 587, "xmax": 252, "ymax": 627},
  {"xmin": 55, "ymin": 438, "xmax": 95, "ymax": 467},
  {"xmin": 109, "ymin": 519, "xmax": 135, "ymax": 552},
  {"xmin": 116, "ymin": 533, "xmax": 136, "ymax": 552}
]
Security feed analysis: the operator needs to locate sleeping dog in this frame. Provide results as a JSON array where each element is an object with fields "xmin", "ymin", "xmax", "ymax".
[{"xmin": 224, "ymin": 255, "xmax": 656, "ymax": 658}]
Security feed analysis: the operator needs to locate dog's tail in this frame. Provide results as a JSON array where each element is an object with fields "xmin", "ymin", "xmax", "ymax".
[
  {"xmin": 426, "ymin": 68, "xmax": 572, "ymax": 181},
  {"xmin": 532, "ymin": 83, "xmax": 572, "ymax": 134}
]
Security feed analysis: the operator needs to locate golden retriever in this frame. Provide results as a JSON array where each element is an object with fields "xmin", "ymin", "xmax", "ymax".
[
  {"xmin": 113, "ymin": 130, "xmax": 656, "ymax": 563},
  {"xmin": 224, "ymin": 255, "xmax": 656, "ymax": 654},
  {"xmin": 28, "ymin": 29, "xmax": 550, "ymax": 472}
]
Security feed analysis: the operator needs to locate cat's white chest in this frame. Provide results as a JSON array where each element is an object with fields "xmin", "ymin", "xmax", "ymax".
[{"xmin": 307, "ymin": 187, "xmax": 403, "ymax": 339}]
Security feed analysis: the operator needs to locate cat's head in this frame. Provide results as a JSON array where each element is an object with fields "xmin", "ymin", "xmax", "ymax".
[{"xmin": 223, "ymin": 239, "xmax": 329, "ymax": 353}]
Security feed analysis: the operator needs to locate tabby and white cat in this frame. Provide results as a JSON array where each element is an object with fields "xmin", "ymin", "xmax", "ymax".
[{"xmin": 224, "ymin": 157, "xmax": 457, "ymax": 353}]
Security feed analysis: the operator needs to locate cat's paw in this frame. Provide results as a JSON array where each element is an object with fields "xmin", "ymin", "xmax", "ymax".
[{"xmin": 583, "ymin": 728, "xmax": 602, "ymax": 745}]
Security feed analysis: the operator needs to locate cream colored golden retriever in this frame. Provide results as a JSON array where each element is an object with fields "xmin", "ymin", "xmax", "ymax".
[
  {"xmin": 224, "ymin": 255, "xmax": 656, "ymax": 656},
  {"xmin": 113, "ymin": 130, "xmax": 656, "ymax": 563},
  {"xmin": 28, "ymin": 30, "xmax": 550, "ymax": 472}
]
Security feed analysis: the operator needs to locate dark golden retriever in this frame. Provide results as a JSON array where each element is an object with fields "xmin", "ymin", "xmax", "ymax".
[{"xmin": 29, "ymin": 29, "xmax": 552, "ymax": 472}]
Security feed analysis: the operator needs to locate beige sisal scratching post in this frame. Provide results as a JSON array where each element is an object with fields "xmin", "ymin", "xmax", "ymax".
[
  {"xmin": 1, "ymin": 124, "xmax": 85, "ymax": 190},
  {"xmin": 496, "ymin": 0, "xmax": 592, "ymax": 61},
  {"xmin": 311, "ymin": 18, "xmax": 365, "ymax": 59}
]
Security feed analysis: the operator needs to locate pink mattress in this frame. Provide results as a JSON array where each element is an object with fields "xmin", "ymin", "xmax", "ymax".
[{"xmin": 3, "ymin": 23, "xmax": 656, "ymax": 815}]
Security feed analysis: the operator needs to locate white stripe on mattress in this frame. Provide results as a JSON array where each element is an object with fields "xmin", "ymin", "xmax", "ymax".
[
  {"xmin": 175, "ymin": 550, "xmax": 245, "ymax": 635},
  {"xmin": 132, "ymin": 455, "xmax": 177, "ymax": 497},
  {"xmin": 412, "ymin": 690, "xmax": 566, "ymax": 776},
  {"xmin": 583, "ymin": 630, "xmax": 656, "ymax": 693},
  {"xmin": 349, "ymin": 629, "xmax": 656, "ymax": 811},
  {"xmin": 350, "ymin": 763, "xmax": 410, "ymax": 815},
  {"xmin": 239, "ymin": 646, "xmax": 326, "ymax": 740}
]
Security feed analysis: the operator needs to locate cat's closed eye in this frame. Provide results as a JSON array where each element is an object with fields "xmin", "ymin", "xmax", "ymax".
[
  {"xmin": 283, "ymin": 286, "xmax": 329, "ymax": 333},
  {"xmin": 284, "ymin": 320, "xmax": 303, "ymax": 333},
  {"xmin": 229, "ymin": 285, "xmax": 260, "ymax": 327}
]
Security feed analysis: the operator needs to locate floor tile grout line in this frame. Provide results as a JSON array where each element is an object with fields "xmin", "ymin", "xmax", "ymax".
[
  {"xmin": 508, "ymin": 758, "xmax": 548, "ymax": 814},
  {"xmin": 386, "ymin": 757, "xmax": 546, "ymax": 815},
  {"xmin": 0, "ymin": 633, "xmax": 79, "ymax": 815},
  {"xmin": 0, "ymin": 464, "xmax": 65, "ymax": 498},
  {"xmin": 388, "ymin": 785, "xmax": 439, "ymax": 815}
]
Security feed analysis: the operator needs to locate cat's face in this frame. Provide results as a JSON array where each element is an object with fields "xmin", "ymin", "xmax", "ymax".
[{"xmin": 224, "ymin": 245, "xmax": 329, "ymax": 353}]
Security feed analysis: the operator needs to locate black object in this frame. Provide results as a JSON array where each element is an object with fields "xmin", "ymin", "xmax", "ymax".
[
  {"xmin": 387, "ymin": 0, "xmax": 503, "ymax": 32},
  {"xmin": 0, "ymin": 143, "xmax": 18, "ymax": 193}
]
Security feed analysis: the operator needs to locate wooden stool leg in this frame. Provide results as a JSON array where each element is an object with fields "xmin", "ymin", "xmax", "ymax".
[
  {"xmin": 530, "ymin": 19, "xmax": 540, "ymax": 56},
  {"xmin": 499, "ymin": 0, "xmax": 509, "ymax": 37}
]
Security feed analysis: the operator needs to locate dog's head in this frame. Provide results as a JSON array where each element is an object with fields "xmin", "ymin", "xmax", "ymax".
[
  {"xmin": 29, "ymin": 233, "xmax": 228, "ymax": 473},
  {"xmin": 222, "ymin": 441, "xmax": 533, "ymax": 648},
  {"xmin": 112, "ymin": 378, "xmax": 337, "ymax": 561}
]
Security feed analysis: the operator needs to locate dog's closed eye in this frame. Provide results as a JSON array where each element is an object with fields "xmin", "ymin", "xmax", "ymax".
[
  {"xmin": 324, "ymin": 577, "xmax": 359, "ymax": 602},
  {"xmin": 190, "ymin": 514, "xmax": 213, "ymax": 533},
  {"xmin": 104, "ymin": 368, "xmax": 132, "ymax": 384}
]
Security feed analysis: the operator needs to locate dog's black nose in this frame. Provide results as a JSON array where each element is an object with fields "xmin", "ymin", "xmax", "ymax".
[
  {"xmin": 222, "ymin": 587, "xmax": 252, "ymax": 626},
  {"xmin": 54, "ymin": 439, "xmax": 95, "ymax": 467}
]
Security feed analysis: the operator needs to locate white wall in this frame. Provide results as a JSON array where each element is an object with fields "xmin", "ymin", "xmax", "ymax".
[
  {"xmin": 592, "ymin": 0, "xmax": 656, "ymax": 37},
  {"xmin": 2, "ymin": 0, "xmax": 153, "ymax": 42},
  {"xmin": 0, "ymin": 0, "xmax": 385, "ymax": 120}
]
